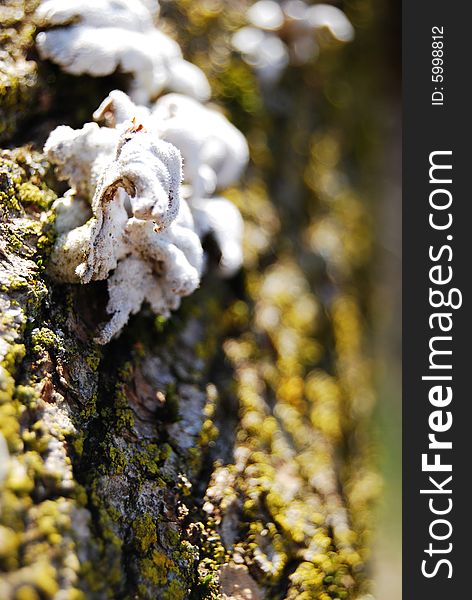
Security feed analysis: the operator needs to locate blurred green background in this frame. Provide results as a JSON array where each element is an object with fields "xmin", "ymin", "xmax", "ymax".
[{"xmin": 171, "ymin": 0, "xmax": 403, "ymax": 596}]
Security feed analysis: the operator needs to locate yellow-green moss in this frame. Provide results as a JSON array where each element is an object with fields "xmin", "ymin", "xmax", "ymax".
[
  {"xmin": 1, "ymin": 344, "xmax": 25, "ymax": 379},
  {"xmin": 131, "ymin": 444, "xmax": 161, "ymax": 477},
  {"xmin": 84, "ymin": 348, "xmax": 102, "ymax": 372},
  {"xmin": 108, "ymin": 446, "xmax": 127, "ymax": 475},
  {"xmin": 162, "ymin": 579, "xmax": 187, "ymax": 600},
  {"xmin": 132, "ymin": 514, "xmax": 157, "ymax": 555},
  {"xmin": 140, "ymin": 550, "xmax": 175, "ymax": 585},
  {"xmin": 31, "ymin": 327, "xmax": 57, "ymax": 354}
]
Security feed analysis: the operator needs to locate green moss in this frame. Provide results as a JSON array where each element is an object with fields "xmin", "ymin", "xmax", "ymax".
[
  {"xmin": 31, "ymin": 327, "xmax": 57, "ymax": 354},
  {"xmin": 0, "ymin": 525, "xmax": 20, "ymax": 570},
  {"xmin": 71, "ymin": 432, "xmax": 85, "ymax": 458},
  {"xmin": 66, "ymin": 589, "xmax": 86, "ymax": 600},
  {"xmin": 0, "ymin": 153, "xmax": 23, "ymax": 206},
  {"xmin": 17, "ymin": 182, "xmax": 54, "ymax": 210},
  {"xmin": 0, "ymin": 149, "xmax": 57, "ymax": 273},
  {"xmin": 107, "ymin": 505, "xmax": 122, "ymax": 523},
  {"xmin": 80, "ymin": 493, "xmax": 124, "ymax": 591},
  {"xmin": 0, "ymin": 152, "xmax": 55, "ymax": 210},
  {"xmin": 35, "ymin": 223, "xmax": 57, "ymax": 264},
  {"xmin": 138, "ymin": 550, "xmax": 190, "ymax": 599},
  {"xmin": 160, "ymin": 443, "xmax": 171, "ymax": 462},
  {"xmin": 0, "ymin": 366, "xmax": 16, "ymax": 405},
  {"xmin": 113, "ymin": 386, "xmax": 135, "ymax": 432},
  {"xmin": 73, "ymin": 484, "xmax": 88, "ymax": 508},
  {"xmin": 140, "ymin": 551, "xmax": 173, "ymax": 585},
  {"xmin": 81, "ymin": 560, "xmax": 112, "ymax": 594},
  {"xmin": 132, "ymin": 514, "xmax": 157, "ymax": 555},
  {"xmin": 80, "ymin": 392, "xmax": 98, "ymax": 420},
  {"xmin": 108, "ymin": 446, "xmax": 127, "ymax": 475},
  {"xmin": 2, "ymin": 344, "xmax": 26, "ymax": 376},
  {"xmin": 84, "ymin": 348, "xmax": 102, "ymax": 372},
  {"xmin": 193, "ymin": 561, "xmax": 221, "ymax": 600},
  {"xmin": 162, "ymin": 579, "xmax": 187, "ymax": 600},
  {"xmin": 132, "ymin": 444, "xmax": 161, "ymax": 477},
  {"xmin": 107, "ymin": 362, "xmax": 137, "ymax": 432},
  {"xmin": 14, "ymin": 585, "xmax": 41, "ymax": 600},
  {"xmin": 154, "ymin": 314, "xmax": 168, "ymax": 333}
]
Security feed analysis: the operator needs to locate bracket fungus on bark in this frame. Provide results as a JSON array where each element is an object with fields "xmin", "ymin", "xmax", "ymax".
[
  {"xmin": 46, "ymin": 87, "xmax": 248, "ymax": 341},
  {"xmin": 94, "ymin": 90, "xmax": 249, "ymax": 276},
  {"xmin": 46, "ymin": 121, "xmax": 203, "ymax": 344},
  {"xmin": 35, "ymin": 0, "xmax": 211, "ymax": 103},
  {"xmin": 153, "ymin": 94, "xmax": 249, "ymax": 198},
  {"xmin": 37, "ymin": 0, "xmax": 250, "ymax": 342}
]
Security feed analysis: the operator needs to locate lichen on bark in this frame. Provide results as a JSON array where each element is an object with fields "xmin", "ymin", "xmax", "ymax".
[{"xmin": 1, "ymin": 1, "xmax": 381, "ymax": 599}]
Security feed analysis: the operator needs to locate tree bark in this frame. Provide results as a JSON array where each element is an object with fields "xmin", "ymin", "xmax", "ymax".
[{"xmin": 0, "ymin": 2, "xmax": 379, "ymax": 599}]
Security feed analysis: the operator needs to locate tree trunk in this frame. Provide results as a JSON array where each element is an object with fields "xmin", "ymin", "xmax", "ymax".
[{"xmin": 0, "ymin": 2, "xmax": 379, "ymax": 599}]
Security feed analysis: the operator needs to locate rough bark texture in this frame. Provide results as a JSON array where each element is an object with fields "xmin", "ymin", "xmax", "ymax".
[{"xmin": 1, "ymin": 1, "xmax": 382, "ymax": 598}]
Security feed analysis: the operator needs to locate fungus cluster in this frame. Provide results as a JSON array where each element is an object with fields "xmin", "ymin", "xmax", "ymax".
[
  {"xmin": 35, "ymin": 0, "xmax": 211, "ymax": 102},
  {"xmin": 232, "ymin": 0, "xmax": 354, "ymax": 83},
  {"xmin": 97, "ymin": 91, "xmax": 248, "ymax": 276},
  {"xmin": 36, "ymin": 0, "xmax": 249, "ymax": 343}
]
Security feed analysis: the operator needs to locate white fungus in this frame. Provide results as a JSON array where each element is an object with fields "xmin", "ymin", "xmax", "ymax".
[
  {"xmin": 95, "ymin": 91, "xmax": 249, "ymax": 197},
  {"xmin": 94, "ymin": 89, "xmax": 152, "ymax": 128},
  {"xmin": 191, "ymin": 196, "xmax": 244, "ymax": 277},
  {"xmin": 232, "ymin": 0, "xmax": 354, "ymax": 83},
  {"xmin": 37, "ymin": 0, "xmax": 250, "ymax": 341},
  {"xmin": 232, "ymin": 27, "xmax": 289, "ymax": 84},
  {"xmin": 93, "ymin": 91, "xmax": 249, "ymax": 275},
  {"xmin": 35, "ymin": 0, "xmax": 211, "ymax": 103},
  {"xmin": 44, "ymin": 122, "xmax": 118, "ymax": 199},
  {"xmin": 152, "ymin": 94, "xmax": 249, "ymax": 198},
  {"xmin": 247, "ymin": 0, "xmax": 285, "ymax": 31},
  {"xmin": 305, "ymin": 5, "xmax": 355, "ymax": 42},
  {"xmin": 52, "ymin": 193, "xmax": 91, "ymax": 236},
  {"xmin": 47, "ymin": 122, "xmax": 203, "ymax": 344}
]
